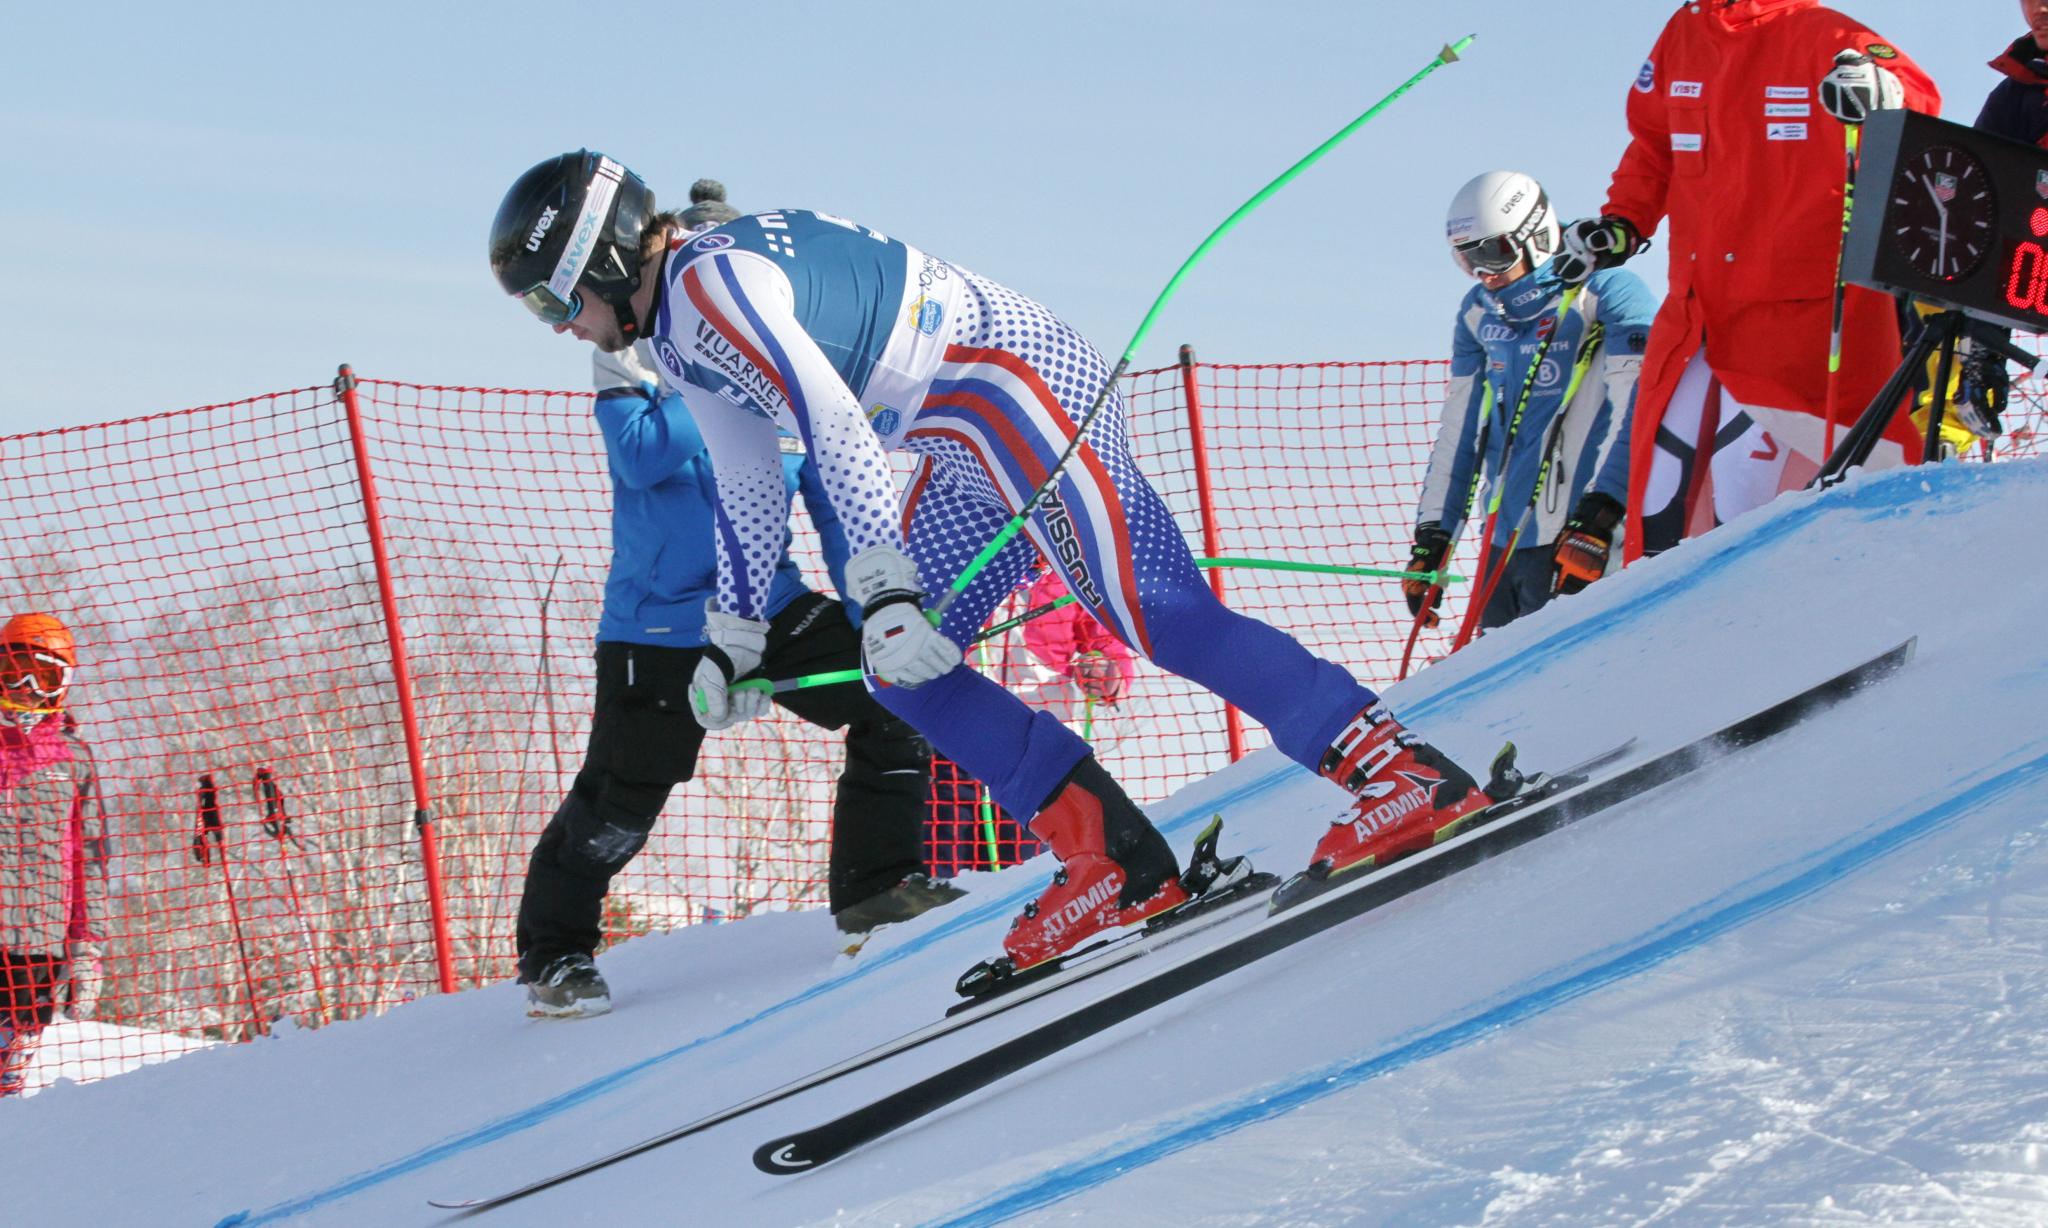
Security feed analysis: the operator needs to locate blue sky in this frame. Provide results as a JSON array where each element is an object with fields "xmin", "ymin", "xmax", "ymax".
[{"xmin": 0, "ymin": 2, "xmax": 2010, "ymax": 435}]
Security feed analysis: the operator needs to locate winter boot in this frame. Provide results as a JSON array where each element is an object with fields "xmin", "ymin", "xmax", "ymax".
[
  {"xmin": 524, "ymin": 953, "xmax": 612, "ymax": 1020},
  {"xmin": 1309, "ymin": 703, "xmax": 1492, "ymax": 879},
  {"xmin": 1002, "ymin": 757, "xmax": 1189, "ymax": 971},
  {"xmin": 834, "ymin": 873, "xmax": 966, "ymax": 940}
]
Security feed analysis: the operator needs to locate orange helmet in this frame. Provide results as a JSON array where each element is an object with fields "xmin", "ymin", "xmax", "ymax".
[
  {"xmin": 0, "ymin": 613, "xmax": 76, "ymax": 722},
  {"xmin": 2, "ymin": 613, "xmax": 74, "ymax": 664}
]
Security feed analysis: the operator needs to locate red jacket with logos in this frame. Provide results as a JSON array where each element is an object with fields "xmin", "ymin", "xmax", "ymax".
[{"xmin": 1602, "ymin": 0, "xmax": 1939, "ymax": 557}]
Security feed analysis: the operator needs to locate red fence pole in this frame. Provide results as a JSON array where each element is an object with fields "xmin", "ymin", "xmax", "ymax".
[
  {"xmin": 335, "ymin": 365, "xmax": 460, "ymax": 995},
  {"xmin": 1179, "ymin": 345, "xmax": 1246, "ymax": 763}
]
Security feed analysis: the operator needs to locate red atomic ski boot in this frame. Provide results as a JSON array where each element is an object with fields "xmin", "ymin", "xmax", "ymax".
[
  {"xmin": 1306, "ymin": 702, "xmax": 1492, "ymax": 880},
  {"xmin": 1000, "ymin": 757, "xmax": 1188, "ymax": 973}
]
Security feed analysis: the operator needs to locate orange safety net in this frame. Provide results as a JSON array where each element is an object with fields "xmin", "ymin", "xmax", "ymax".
[{"xmin": 1, "ymin": 354, "xmax": 2039, "ymax": 1095}]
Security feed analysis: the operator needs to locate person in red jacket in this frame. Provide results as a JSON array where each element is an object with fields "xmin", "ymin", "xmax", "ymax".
[{"xmin": 1553, "ymin": 0, "xmax": 1939, "ymax": 561}]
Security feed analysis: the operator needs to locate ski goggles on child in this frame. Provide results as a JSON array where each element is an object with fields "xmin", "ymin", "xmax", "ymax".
[{"xmin": 0, "ymin": 646, "xmax": 71, "ymax": 713}]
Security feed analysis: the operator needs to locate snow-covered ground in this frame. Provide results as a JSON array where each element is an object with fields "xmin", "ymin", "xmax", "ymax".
[
  {"xmin": 13, "ymin": 1020, "xmax": 217, "ymax": 1096},
  {"xmin": 5, "ymin": 456, "xmax": 2046, "ymax": 1227}
]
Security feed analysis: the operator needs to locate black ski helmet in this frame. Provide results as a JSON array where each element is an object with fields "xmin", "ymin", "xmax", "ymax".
[{"xmin": 489, "ymin": 150, "xmax": 657, "ymax": 337}]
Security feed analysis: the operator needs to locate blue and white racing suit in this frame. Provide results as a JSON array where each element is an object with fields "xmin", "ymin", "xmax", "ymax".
[
  {"xmin": 1417, "ymin": 266, "xmax": 1655, "ymax": 552},
  {"xmin": 1415, "ymin": 266, "xmax": 1655, "ymax": 627},
  {"xmin": 647, "ymin": 210, "xmax": 1372, "ymax": 819}
]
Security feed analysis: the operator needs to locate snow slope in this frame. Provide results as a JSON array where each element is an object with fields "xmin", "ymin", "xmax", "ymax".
[{"xmin": 4, "ymin": 457, "xmax": 2046, "ymax": 1228}]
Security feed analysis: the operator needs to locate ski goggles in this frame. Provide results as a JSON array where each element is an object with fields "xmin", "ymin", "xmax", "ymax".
[
  {"xmin": 1451, "ymin": 233, "xmax": 1525, "ymax": 278},
  {"xmin": 0, "ymin": 646, "xmax": 71, "ymax": 712},
  {"xmin": 513, "ymin": 282, "xmax": 584, "ymax": 326}
]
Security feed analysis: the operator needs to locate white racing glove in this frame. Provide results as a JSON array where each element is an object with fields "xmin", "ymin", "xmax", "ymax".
[
  {"xmin": 847, "ymin": 545, "xmax": 962, "ymax": 688},
  {"xmin": 691, "ymin": 602, "xmax": 772, "ymax": 730},
  {"xmin": 1819, "ymin": 49, "xmax": 1903, "ymax": 124}
]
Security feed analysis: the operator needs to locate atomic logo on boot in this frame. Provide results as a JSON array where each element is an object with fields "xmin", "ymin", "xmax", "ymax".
[
  {"xmin": 1349, "ymin": 770, "xmax": 1437, "ymax": 837},
  {"xmin": 1049, "ymin": 873, "xmax": 1123, "ymax": 935}
]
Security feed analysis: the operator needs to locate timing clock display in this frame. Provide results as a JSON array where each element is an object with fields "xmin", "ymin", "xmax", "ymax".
[
  {"xmin": 1886, "ymin": 144, "xmax": 1994, "ymax": 282},
  {"xmin": 1845, "ymin": 109, "xmax": 2048, "ymax": 333}
]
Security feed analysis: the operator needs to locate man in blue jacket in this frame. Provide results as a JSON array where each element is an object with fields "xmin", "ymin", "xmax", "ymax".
[
  {"xmin": 517, "ymin": 337, "xmax": 955, "ymax": 1019},
  {"xmin": 1407, "ymin": 171, "xmax": 1657, "ymax": 633}
]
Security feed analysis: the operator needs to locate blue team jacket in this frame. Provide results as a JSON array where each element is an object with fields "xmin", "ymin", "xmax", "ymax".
[
  {"xmin": 1416, "ymin": 265, "xmax": 1658, "ymax": 550},
  {"xmin": 593, "ymin": 381, "xmax": 854, "ymax": 648}
]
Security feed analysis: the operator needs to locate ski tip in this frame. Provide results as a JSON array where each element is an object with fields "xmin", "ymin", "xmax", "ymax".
[{"xmin": 754, "ymin": 1139, "xmax": 820, "ymax": 1175}]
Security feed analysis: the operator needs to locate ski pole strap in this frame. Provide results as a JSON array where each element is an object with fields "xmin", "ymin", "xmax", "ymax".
[{"xmin": 928, "ymin": 35, "xmax": 1476, "ymax": 621}]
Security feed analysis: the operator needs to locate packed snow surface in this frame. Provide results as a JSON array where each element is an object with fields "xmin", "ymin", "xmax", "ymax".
[{"xmin": 5, "ymin": 457, "xmax": 2046, "ymax": 1227}]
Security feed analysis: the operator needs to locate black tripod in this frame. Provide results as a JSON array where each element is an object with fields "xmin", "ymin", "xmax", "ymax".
[{"xmin": 1813, "ymin": 307, "xmax": 2037, "ymax": 488}]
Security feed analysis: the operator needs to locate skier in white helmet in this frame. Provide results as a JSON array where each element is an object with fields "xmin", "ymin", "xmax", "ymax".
[{"xmin": 1405, "ymin": 170, "xmax": 1658, "ymax": 634}]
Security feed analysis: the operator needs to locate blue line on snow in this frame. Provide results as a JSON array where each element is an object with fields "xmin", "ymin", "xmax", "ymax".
[{"xmin": 926, "ymin": 747, "xmax": 2048, "ymax": 1228}]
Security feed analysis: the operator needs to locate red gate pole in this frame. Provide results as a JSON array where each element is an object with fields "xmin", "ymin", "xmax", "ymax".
[
  {"xmin": 1179, "ymin": 346, "xmax": 1246, "ymax": 762},
  {"xmin": 334, "ymin": 365, "xmax": 459, "ymax": 995}
]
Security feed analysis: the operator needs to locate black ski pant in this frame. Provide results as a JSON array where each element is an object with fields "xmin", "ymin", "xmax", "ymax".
[
  {"xmin": 515, "ymin": 593, "xmax": 931, "ymax": 981},
  {"xmin": 1473, "ymin": 545, "xmax": 1560, "ymax": 632}
]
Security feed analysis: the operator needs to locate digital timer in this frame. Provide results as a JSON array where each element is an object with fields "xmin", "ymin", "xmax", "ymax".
[{"xmin": 1844, "ymin": 108, "xmax": 2048, "ymax": 334}]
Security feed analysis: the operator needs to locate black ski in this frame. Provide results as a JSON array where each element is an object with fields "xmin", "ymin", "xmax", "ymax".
[
  {"xmin": 751, "ymin": 639, "xmax": 1915, "ymax": 1176},
  {"xmin": 429, "ymin": 817, "xmax": 1265, "ymax": 1212}
]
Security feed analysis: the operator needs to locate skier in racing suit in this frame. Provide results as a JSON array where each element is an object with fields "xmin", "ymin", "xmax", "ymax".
[
  {"xmin": 490, "ymin": 153, "xmax": 1505, "ymax": 972},
  {"xmin": 1553, "ymin": 0, "xmax": 1939, "ymax": 560}
]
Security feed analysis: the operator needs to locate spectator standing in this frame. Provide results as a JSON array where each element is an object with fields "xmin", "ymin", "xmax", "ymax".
[
  {"xmin": 1554, "ymin": 0, "xmax": 1940, "ymax": 559},
  {"xmin": 0, "ymin": 614, "xmax": 106, "ymax": 1094},
  {"xmin": 1409, "ymin": 170, "xmax": 1654, "ymax": 635},
  {"xmin": 1020, "ymin": 567, "xmax": 1134, "ymax": 728}
]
